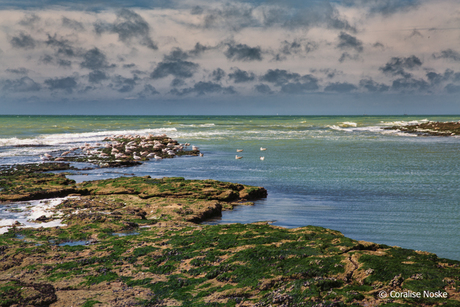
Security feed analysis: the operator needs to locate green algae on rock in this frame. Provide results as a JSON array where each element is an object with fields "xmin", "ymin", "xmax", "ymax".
[
  {"xmin": 384, "ymin": 121, "xmax": 460, "ymax": 136},
  {"xmin": 1, "ymin": 165, "xmax": 460, "ymax": 306}
]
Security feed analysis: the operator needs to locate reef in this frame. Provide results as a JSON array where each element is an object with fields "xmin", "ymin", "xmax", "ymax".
[
  {"xmin": 1, "ymin": 163, "xmax": 460, "ymax": 306},
  {"xmin": 384, "ymin": 121, "xmax": 460, "ymax": 136},
  {"xmin": 40, "ymin": 134, "xmax": 201, "ymax": 167}
]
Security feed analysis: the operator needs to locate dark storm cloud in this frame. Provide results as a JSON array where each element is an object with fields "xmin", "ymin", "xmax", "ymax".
[
  {"xmin": 359, "ymin": 79, "xmax": 389, "ymax": 92},
  {"xmin": 224, "ymin": 43, "xmax": 262, "ymax": 61},
  {"xmin": 391, "ymin": 78, "xmax": 429, "ymax": 92},
  {"xmin": 379, "ymin": 55, "xmax": 422, "ymax": 78},
  {"xmin": 1, "ymin": 77, "xmax": 41, "ymax": 92},
  {"xmin": 254, "ymin": 84, "xmax": 273, "ymax": 94},
  {"xmin": 88, "ymin": 70, "xmax": 109, "ymax": 83},
  {"xmin": 123, "ymin": 64, "xmax": 136, "ymax": 68},
  {"xmin": 324, "ymin": 82, "xmax": 357, "ymax": 93},
  {"xmin": 261, "ymin": 69, "xmax": 300, "ymax": 86},
  {"xmin": 211, "ymin": 68, "xmax": 226, "ymax": 82},
  {"xmin": 62, "ymin": 17, "xmax": 85, "ymax": 31},
  {"xmin": 138, "ymin": 84, "xmax": 159, "ymax": 97},
  {"xmin": 44, "ymin": 76, "xmax": 78, "ymax": 93},
  {"xmin": 10, "ymin": 32, "xmax": 36, "ymax": 49},
  {"xmin": 110, "ymin": 74, "xmax": 139, "ymax": 92},
  {"xmin": 432, "ymin": 49, "xmax": 460, "ymax": 62},
  {"xmin": 150, "ymin": 60, "xmax": 199, "ymax": 79},
  {"xmin": 94, "ymin": 9, "xmax": 157, "ymax": 50},
  {"xmin": 6, "ymin": 68, "xmax": 29, "ymax": 74},
  {"xmin": 228, "ymin": 68, "xmax": 255, "ymax": 83},
  {"xmin": 337, "ymin": 32, "xmax": 363, "ymax": 52},
  {"xmin": 80, "ymin": 48, "xmax": 114, "ymax": 70},
  {"xmin": 170, "ymin": 81, "xmax": 236, "ymax": 96}
]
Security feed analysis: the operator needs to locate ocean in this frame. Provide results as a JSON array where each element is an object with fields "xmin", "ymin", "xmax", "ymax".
[{"xmin": 1, "ymin": 115, "xmax": 459, "ymax": 260}]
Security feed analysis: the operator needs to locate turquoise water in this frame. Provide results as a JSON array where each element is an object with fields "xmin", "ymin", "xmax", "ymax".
[{"xmin": 1, "ymin": 115, "xmax": 459, "ymax": 260}]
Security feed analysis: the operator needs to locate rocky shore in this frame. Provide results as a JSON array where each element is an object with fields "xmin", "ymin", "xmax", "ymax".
[
  {"xmin": 384, "ymin": 121, "xmax": 460, "ymax": 136},
  {"xmin": 1, "ymin": 163, "xmax": 460, "ymax": 306}
]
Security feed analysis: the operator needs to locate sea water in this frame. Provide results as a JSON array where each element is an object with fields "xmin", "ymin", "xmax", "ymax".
[{"xmin": 0, "ymin": 115, "xmax": 459, "ymax": 260}]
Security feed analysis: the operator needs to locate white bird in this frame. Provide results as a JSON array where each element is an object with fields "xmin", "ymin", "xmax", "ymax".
[
  {"xmin": 260, "ymin": 156, "xmax": 265, "ymax": 161},
  {"xmin": 192, "ymin": 146, "xmax": 199, "ymax": 151},
  {"xmin": 260, "ymin": 147, "xmax": 267, "ymax": 151},
  {"xmin": 154, "ymin": 155, "xmax": 163, "ymax": 160},
  {"xmin": 235, "ymin": 155, "xmax": 243, "ymax": 159},
  {"xmin": 199, "ymin": 153, "xmax": 204, "ymax": 157},
  {"xmin": 236, "ymin": 149, "xmax": 243, "ymax": 152},
  {"xmin": 133, "ymin": 152, "xmax": 142, "ymax": 160}
]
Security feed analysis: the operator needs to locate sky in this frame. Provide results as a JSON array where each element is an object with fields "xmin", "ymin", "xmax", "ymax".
[{"xmin": 1, "ymin": 0, "xmax": 460, "ymax": 115}]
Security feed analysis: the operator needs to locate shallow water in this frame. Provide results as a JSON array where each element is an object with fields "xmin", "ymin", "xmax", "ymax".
[{"xmin": 1, "ymin": 115, "xmax": 459, "ymax": 260}]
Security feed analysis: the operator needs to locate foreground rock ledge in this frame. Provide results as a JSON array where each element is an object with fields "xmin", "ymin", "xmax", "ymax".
[{"xmin": 1, "ymin": 170, "xmax": 460, "ymax": 306}]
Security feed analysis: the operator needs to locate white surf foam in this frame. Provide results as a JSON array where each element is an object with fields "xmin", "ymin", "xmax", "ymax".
[{"xmin": 0, "ymin": 197, "xmax": 74, "ymax": 234}]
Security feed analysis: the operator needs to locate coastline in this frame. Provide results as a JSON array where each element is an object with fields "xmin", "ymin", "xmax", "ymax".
[{"xmin": 1, "ymin": 162, "xmax": 460, "ymax": 306}]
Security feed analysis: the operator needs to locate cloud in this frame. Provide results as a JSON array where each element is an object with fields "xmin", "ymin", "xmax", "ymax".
[
  {"xmin": 150, "ymin": 60, "xmax": 199, "ymax": 79},
  {"xmin": 391, "ymin": 78, "xmax": 429, "ymax": 92},
  {"xmin": 62, "ymin": 17, "xmax": 85, "ymax": 31},
  {"xmin": 379, "ymin": 55, "xmax": 422, "ymax": 78},
  {"xmin": 188, "ymin": 42, "xmax": 211, "ymax": 57},
  {"xmin": 80, "ymin": 48, "xmax": 114, "ymax": 70},
  {"xmin": 164, "ymin": 48, "xmax": 190, "ymax": 61},
  {"xmin": 261, "ymin": 69, "xmax": 300, "ymax": 86},
  {"xmin": 254, "ymin": 84, "xmax": 273, "ymax": 94},
  {"xmin": 211, "ymin": 68, "xmax": 225, "ymax": 81},
  {"xmin": 10, "ymin": 32, "xmax": 36, "ymax": 49},
  {"xmin": 94, "ymin": 9, "xmax": 157, "ymax": 49},
  {"xmin": 170, "ymin": 81, "xmax": 236, "ymax": 96},
  {"xmin": 1, "ymin": 77, "xmax": 41, "ymax": 92},
  {"xmin": 338, "ymin": 52, "xmax": 360, "ymax": 63},
  {"xmin": 432, "ymin": 49, "xmax": 460, "ymax": 62},
  {"xmin": 224, "ymin": 42, "xmax": 262, "ymax": 61},
  {"xmin": 337, "ymin": 32, "xmax": 363, "ymax": 52},
  {"xmin": 88, "ymin": 70, "xmax": 109, "ymax": 83},
  {"xmin": 44, "ymin": 76, "xmax": 78, "ymax": 93},
  {"xmin": 5, "ymin": 68, "xmax": 29, "ymax": 74},
  {"xmin": 19, "ymin": 14, "xmax": 40, "ymax": 27},
  {"xmin": 228, "ymin": 68, "xmax": 255, "ymax": 83},
  {"xmin": 359, "ymin": 78, "xmax": 389, "ymax": 92},
  {"xmin": 324, "ymin": 82, "xmax": 357, "ymax": 93},
  {"xmin": 45, "ymin": 34, "xmax": 77, "ymax": 57},
  {"xmin": 201, "ymin": 4, "xmax": 257, "ymax": 31},
  {"xmin": 444, "ymin": 83, "xmax": 460, "ymax": 93},
  {"xmin": 138, "ymin": 84, "xmax": 159, "ymax": 97},
  {"xmin": 110, "ymin": 74, "xmax": 139, "ymax": 92},
  {"xmin": 171, "ymin": 78, "xmax": 185, "ymax": 87}
]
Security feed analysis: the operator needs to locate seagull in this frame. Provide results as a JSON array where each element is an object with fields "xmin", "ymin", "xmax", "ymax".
[
  {"xmin": 236, "ymin": 149, "xmax": 243, "ymax": 152},
  {"xmin": 199, "ymin": 153, "xmax": 204, "ymax": 157},
  {"xmin": 235, "ymin": 155, "xmax": 243, "ymax": 159},
  {"xmin": 260, "ymin": 156, "xmax": 265, "ymax": 161},
  {"xmin": 133, "ymin": 152, "xmax": 142, "ymax": 160},
  {"xmin": 260, "ymin": 147, "xmax": 267, "ymax": 151},
  {"xmin": 154, "ymin": 155, "xmax": 163, "ymax": 160}
]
